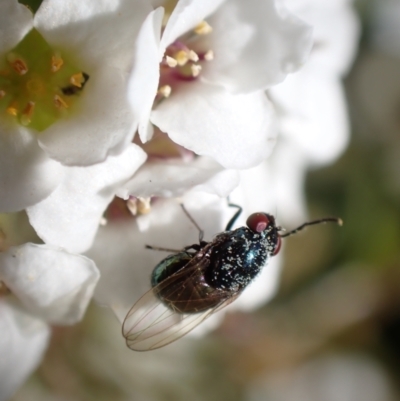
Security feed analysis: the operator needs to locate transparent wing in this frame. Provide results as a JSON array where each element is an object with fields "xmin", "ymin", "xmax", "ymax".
[{"xmin": 122, "ymin": 260, "xmax": 239, "ymax": 351}]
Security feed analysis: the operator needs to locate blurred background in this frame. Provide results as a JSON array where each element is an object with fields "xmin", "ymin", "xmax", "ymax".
[{"xmin": 13, "ymin": 0, "xmax": 400, "ymax": 400}]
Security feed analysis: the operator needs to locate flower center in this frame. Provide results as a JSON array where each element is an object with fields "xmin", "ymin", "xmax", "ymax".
[
  {"xmin": 156, "ymin": 20, "xmax": 214, "ymax": 103},
  {"xmin": 0, "ymin": 29, "xmax": 89, "ymax": 131}
]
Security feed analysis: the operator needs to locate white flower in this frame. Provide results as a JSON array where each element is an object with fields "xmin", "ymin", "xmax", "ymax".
[
  {"xmin": 0, "ymin": 0, "xmax": 151, "ymax": 212},
  {"xmin": 86, "ymin": 0, "xmax": 359, "ymax": 343},
  {"xmin": 269, "ymin": 0, "xmax": 360, "ymax": 165},
  {"xmin": 117, "ymin": 155, "xmax": 240, "ymax": 200},
  {"xmin": 0, "ymin": 236, "xmax": 99, "ymax": 400},
  {"xmin": 27, "ymin": 144, "xmax": 147, "ymax": 254},
  {"xmin": 128, "ymin": 0, "xmax": 313, "ymax": 169}
]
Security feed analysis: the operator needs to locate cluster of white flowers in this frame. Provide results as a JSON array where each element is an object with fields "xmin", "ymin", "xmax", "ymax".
[{"xmin": 0, "ymin": 0, "xmax": 359, "ymax": 398}]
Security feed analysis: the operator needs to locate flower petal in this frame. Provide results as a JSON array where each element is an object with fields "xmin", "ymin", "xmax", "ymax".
[
  {"xmin": 230, "ymin": 142, "xmax": 308, "ymax": 226},
  {"xmin": 203, "ymin": 0, "xmax": 313, "ymax": 93},
  {"xmin": 0, "ymin": 0, "xmax": 33, "ymax": 53},
  {"xmin": 0, "ymin": 301, "xmax": 50, "ymax": 401},
  {"xmin": 117, "ymin": 156, "xmax": 239, "ymax": 199},
  {"xmin": 151, "ymin": 82, "xmax": 276, "ymax": 169},
  {"xmin": 270, "ymin": 71, "xmax": 349, "ymax": 164},
  {"xmin": 160, "ymin": 0, "xmax": 226, "ymax": 49},
  {"xmin": 34, "ymin": 0, "xmax": 152, "ymax": 70},
  {"xmin": 0, "ymin": 126, "xmax": 64, "ymax": 213},
  {"xmin": 0, "ymin": 243, "xmax": 100, "ymax": 325},
  {"xmin": 283, "ymin": 0, "xmax": 360, "ymax": 76},
  {"xmin": 37, "ymin": 65, "xmax": 137, "ymax": 166},
  {"xmin": 27, "ymin": 144, "xmax": 147, "ymax": 254},
  {"xmin": 127, "ymin": 8, "xmax": 164, "ymax": 142}
]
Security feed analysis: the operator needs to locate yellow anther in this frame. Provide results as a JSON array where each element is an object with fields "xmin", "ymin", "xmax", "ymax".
[
  {"xmin": 54, "ymin": 94, "xmax": 68, "ymax": 109},
  {"xmin": 166, "ymin": 56, "xmax": 178, "ymax": 68},
  {"xmin": 70, "ymin": 72, "xmax": 86, "ymax": 88},
  {"xmin": 51, "ymin": 53, "xmax": 64, "ymax": 72},
  {"xmin": 158, "ymin": 85, "xmax": 172, "ymax": 98},
  {"xmin": 175, "ymin": 50, "xmax": 189, "ymax": 66},
  {"xmin": 204, "ymin": 50, "xmax": 214, "ymax": 61},
  {"xmin": 194, "ymin": 21, "xmax": 212, "ymax": 35},
  {"xmin": 0, "ymin": 90, "xmax": 5, "ymax": 99},
  {"xmin": 6, "ymin": 101, "xmax": 18, "ymax": 116},
  {"xmin": 191, "ymin": 64, "xmax": 202, "ymax": 77},
  {"xmin": 137, "ymin": 197, "xmax": 151, "ymax": 215},
  {"xmin": 127, "ymin": 197, "xmax": 151, "ymax": 216},
  {"xmin": 188, "ymin": 50, "xmax": 199, "ymax": 62},
  {"xmin": 20, "ymin": 101, "xmax": 35, "ymax": 126},
  {"xmin": 7, "ymin": 53, "xmax": 28, "ymax": 75}
]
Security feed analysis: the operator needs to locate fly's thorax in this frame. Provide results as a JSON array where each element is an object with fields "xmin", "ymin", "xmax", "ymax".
[{"xmin": 205, "ymin": 226, "xmax": 277, "ymax": 291}]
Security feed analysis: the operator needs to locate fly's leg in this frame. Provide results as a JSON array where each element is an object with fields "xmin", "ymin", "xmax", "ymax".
[
  {"xmin": 180, "ymin": 204, "xmax": 204, "ymax": 242},
  {"xmin": 145, "ymin": 245, "xmax": 183, "ymax": 253},
  {"xmin": 225, "ymin": 202, "xmax": 242, "ymax": 231}
]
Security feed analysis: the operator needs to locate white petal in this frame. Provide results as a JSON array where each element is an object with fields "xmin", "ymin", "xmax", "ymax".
[
  {"xmin": 37, "ymin": 65, "xmax": 137, "ymax": 166},
  {"xmin": 282, "ymin": 0, "xmax": 360, "ymax": 77},
  {"xmin": 127, "ymin": 8, "xmax": 164, "ymax": 142},
  {"xmin": 89, "ymin": 196, "xmax": 232, "ymax": 322},
  {"xmin": 160, "ymin": 0, "xmax": 226, "ymax": 49},
  {"xmin": 0, "ymin": 126, "xmax": 64, "ymax": 213},
  {"xmin": 0, "ymin": 0, "xmax": 33, "ymax": 53},
  {"xmin": 203, "ymin": 0, "xmax": 313, "ymax": 93},
  {"xmin": 34, "ymin": 0, "xmax": 152, "ymax": 70},
  {"xmin": 271, "ymin": 71, "xmax": 350, "ymax": 164},
  {"xmin": 27, "ymin": 144, "xmax": 147, "ymax": 254},
  {"xmin": 151, "ymin": 83, "xmax": 277, "ymax": 169},
  {"xmin": 0, "ymin": 243, "xmax": 100, "ymax": 325},
  {"xmin": 118, "ymin": 156, "xmax": 239, "ymax": 199},
  {"xmin": 229, "ymin": 142, "xmax": 308, "ymax": 226},
  {"xmin": 0, "ymin": 301, "xmax": 50, "ymax": 401}
]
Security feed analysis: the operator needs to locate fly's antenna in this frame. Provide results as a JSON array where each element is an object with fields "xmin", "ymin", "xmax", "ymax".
[{"xmin": 280, "ymin": 217, "xmax": 343, "ymax": 238}]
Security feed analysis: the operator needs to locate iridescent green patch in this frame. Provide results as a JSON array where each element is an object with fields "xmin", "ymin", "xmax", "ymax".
[{"xmin": 0, "ymin": 29, "xmax": 89, "ymax": 131}]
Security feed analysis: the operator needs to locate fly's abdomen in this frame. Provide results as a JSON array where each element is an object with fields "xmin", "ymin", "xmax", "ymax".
[{"xmin": 151, "ymin": 252, "xmax": 226, "ymax": 314}]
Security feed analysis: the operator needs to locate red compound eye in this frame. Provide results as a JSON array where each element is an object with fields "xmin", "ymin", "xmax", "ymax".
[
  {"xmin": 272, "ymin": 236, "xmax": 281, "ymax": 256},
  {"xmin": 246, "ymin": 213, "xmax": 270, "ymax": 233}
]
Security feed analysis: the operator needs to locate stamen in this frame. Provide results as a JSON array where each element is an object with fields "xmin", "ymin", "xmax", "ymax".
[
  {"xmin": 165, "ymin": 56, "xmax": 178, "ymax": 68},
  {"xmin": 204, "ymin": 50, "xmax": 214, "ymax": 61},
  {"xmin": 7, "ymin": 53, "xmax": 28, "ymax": 75},
  {"xmin": 6, "ymin": 101, "xmax": 18, "ymax": 116},
  {"xmin": 137, "ymin": 197, "xmax": 151, "ymax": 214},
  {"xmin": 20, "ymin": 101, "xmax": 35, "ymax": 126},
  {"xmin": 70, "ymin": 72, "xmax": 86, "ymax": 88},
  {"xmin": 51, "ymin": 53, "xmax": 64, "ymax": 72},
  {"xmin": 127, "ymin": 197, "xmax": 151, "ymax": 216},
  {"xmin": 54, "ymin": 94, "xmax": 68, "ymax": 109},
  {"xmin": 175, "ymin": 50, "xmax": 189, "ymax": 66},
  {"xmin": 194, "ymin": 21, "xmax": 213, "ymax": 35},
  {"xmin": 191, "ymin": 64, "xmax": 202, "ymax": 77},
  {"xmin": 158, "ymin": 85, "xmax": 172, "ymax": 98},
  {"xmin": 188, "ymin": 50, "xmax": 199, "ymax": 62}
]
